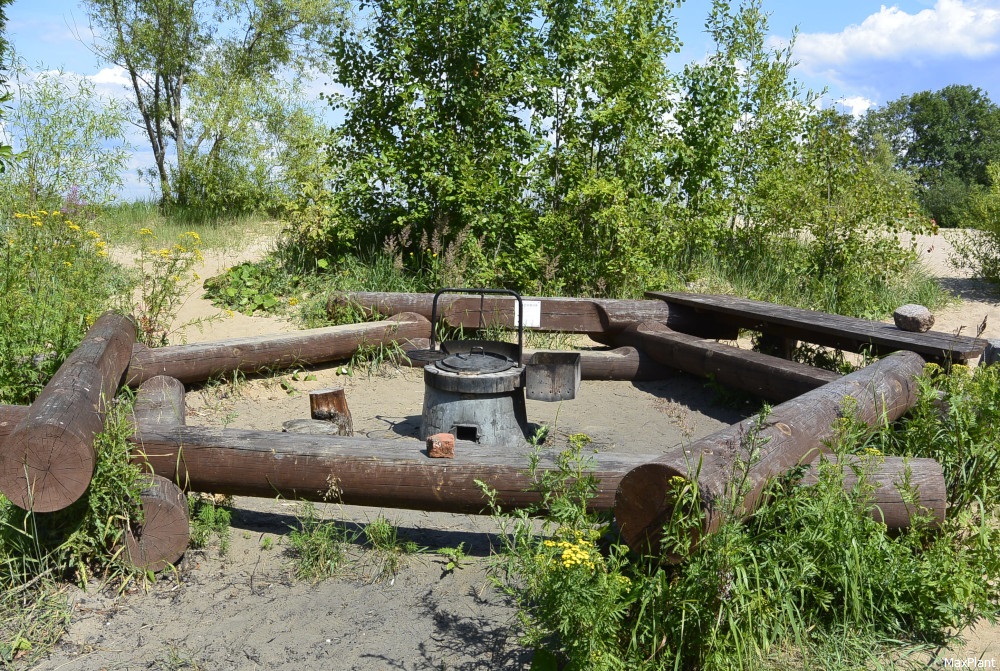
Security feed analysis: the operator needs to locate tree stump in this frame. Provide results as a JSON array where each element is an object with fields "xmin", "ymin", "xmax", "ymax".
[
  {"xmin": 309, "ymin": 387, "xmax": 353, "ymax": 436},
  {"xmin": 124, "ymin": 474, "xmax": 190, "ymax": 572}
]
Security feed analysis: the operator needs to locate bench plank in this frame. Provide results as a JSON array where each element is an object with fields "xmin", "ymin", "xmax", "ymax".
[{"xmin": 647, "ymin": 292, "xmax": 987, "ymax": 364}]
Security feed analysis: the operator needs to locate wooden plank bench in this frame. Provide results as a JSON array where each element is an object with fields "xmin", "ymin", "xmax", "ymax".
[{"xmin": 646, "ymin": 292, "xmax": 987, "ymax": 364}]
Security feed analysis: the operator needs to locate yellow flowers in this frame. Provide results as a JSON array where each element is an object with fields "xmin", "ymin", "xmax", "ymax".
[
  {"xmin": 139, "ymin": 227, "xmax": 154, "ymax": 236},
  {"xmin": 541, "ymin": 532, "xmax": 599, "ymax": 572}
]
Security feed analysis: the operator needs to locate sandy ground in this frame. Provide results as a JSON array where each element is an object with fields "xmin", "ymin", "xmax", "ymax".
[{"xmin": 30, "ymin": 232, "xmax": 1000, "ymax": 670}]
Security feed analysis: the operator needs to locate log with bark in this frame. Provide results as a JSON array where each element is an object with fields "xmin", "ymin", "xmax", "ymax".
[
  {"xmin": 614, "ymin": 350, "xmax": 927, "ymax": 557},
  {"xmin": 0, "ymin": 312, "xmax": 136, "ymax": 512},
  {"xmin": 126, "ymin": 313, "xmax": 430, "ymax": 386}
]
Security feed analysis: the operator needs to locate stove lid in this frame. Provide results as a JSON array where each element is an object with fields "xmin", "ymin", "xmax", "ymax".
[{"xmin": 436, "ymin": 346, "xmax": 515, "ymax": 374}]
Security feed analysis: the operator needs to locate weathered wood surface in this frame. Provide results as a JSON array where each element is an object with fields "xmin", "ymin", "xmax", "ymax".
[
  {"xmin": 0, "ymin": 405, "xmax": 29, "ymax": 442},
  {"xmin": 127, "ymin": 421, "xmax": 942, "ymax": 531},
  {"xmin": 798, "ymin": 455, "xmax": 946, "ymax": 529},
  {"xmin": 0, "ymin": 402, "xmax": 945, "ymax": 531},
  {"xmin": 130, "ymin": 426, "xmax": 654, "ymax": 513},
  {"xmin": 126, "ymin": 313, "xmax": 431, "ymax": 386},
  {"xmin": 309, "ymin": 387, "xmax": 353, "ymax": 436},
  {"xmin": 124, "ymin": 474, "xmax": 190, "ymax": 573},
  {"xmin": 131, "ymin": 376, "xmax": 186, "ymax": 428},
  {"xmin": 647, "ymin": 292, "xmax": 987, "ymax": 364},
  {"xmin": 402, "ymin": 338, "xmax": 674, "ymax": 381},
  {"xmin": 0, "ymin": 312, "xmax": 137, "ymax": 512},
  {"xmin": 614, "ymin": 350, "xmax": 926, "ymax": 557},
  {"xmin": 615, "ymin": 322, "xmax": 841, "ymax": 402},
  {"xmin": 328, "ymin": 292, "xmax": 738, "ymax": 339}
]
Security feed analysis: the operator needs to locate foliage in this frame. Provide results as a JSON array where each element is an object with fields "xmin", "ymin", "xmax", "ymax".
[
  {"xmin": 1, "ymin": 401, "xmax": 147, "ymax": 666},
  {"xmin": 748, "ymin": 109, "xmax": 934, "ymax": 317},
  {"xmin": 187, "ymin": 495, "xmax": 232, "ymax": 556},
  {"xmin": 0, "ymin": 0, "xmax": 13, "ymax": 175},
  {"xmin": 858, "ymin": 84, "xmax": 1000, "ymax": 227},
  {"xmin": 0, "ymin": 54, "xmax": 131, "ymax": 211},
  {"xmin": 84, "ymin": 0, "xmax": 343, "ymax": 212},
  {"xmin": 126, "ymin": 227, "xmax": 206, "ymax": 346},
  {"xmin": 202, "ymin": 259, "xmax": 283, "ymax": 316},
  {"xmin": 362, "ymin": 514, "xmax": 423, "ymax": 581},
  {"xmin": 490, "ymin": 365, "xmax": 1000, "ymax": 670},
  {"xmin": 287, "ymin": 502, "xmax": 353, "ymax": 581},
  {"xmin": 0, "ymin": 210, "xmax": 125, "ymax": 404},
  {"xmin": 952, "ymin": 162, "xmax": 1000, "ymax": 284}
]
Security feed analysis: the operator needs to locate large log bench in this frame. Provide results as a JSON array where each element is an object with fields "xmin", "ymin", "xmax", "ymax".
[{"xmin": 647, "ymin": 292, "xmax": 987, "ymax": 365}]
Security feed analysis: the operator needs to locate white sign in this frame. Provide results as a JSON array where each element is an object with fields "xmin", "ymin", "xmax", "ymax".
[{"xmin": 514, "ymin": 300, "xmax": 542, "ymax": 328}]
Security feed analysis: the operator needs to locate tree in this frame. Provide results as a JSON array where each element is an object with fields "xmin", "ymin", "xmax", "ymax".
[
  {"xmin": 0, "ymin": 0, "xmax": 14, "ymax": 174},
  {"xmin": 858, "ymin": 85, "xmax": 1000, "ymax": 227},
  {"xmin": 84, "ymin": 0, "xmax": 345, "ymax": 210},
  {"xmin": 0, "ymin": 55, "xmax": 132, "ymax": 210}
]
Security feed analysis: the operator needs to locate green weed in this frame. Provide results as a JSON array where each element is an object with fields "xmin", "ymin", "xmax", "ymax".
[
  {"xmin": 187, "ymin": 495, "xmax": 232, "ymax": 556},
  {"xmin": 438, "ymin": 543, "xmax": 468, "ymax": 575},
  {"xmin": 488, "ymin": 364, "xmax": 1000, "ymax": 670},
  {"xmin": 363, "ymin": 515, "xmax": 424, "ymax": 582},
  {"xmin": 287, "ymin": 502, "xmax": 353, "ymax": 581}
]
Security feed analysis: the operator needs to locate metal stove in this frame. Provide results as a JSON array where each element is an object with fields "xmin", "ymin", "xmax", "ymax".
[{"xmin": 410, "ymin": 288, "xmax": 580, "ymax": 448}]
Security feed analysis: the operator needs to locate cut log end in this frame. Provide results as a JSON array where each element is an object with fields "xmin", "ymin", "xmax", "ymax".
[
  {"xmin": 614, "ymin": 461, "xmax": 687, "ymax": 557},
  {"xmin": 125, "ymin": 474, "xmax": 190, "ymax": 573},
  {"xmin": 0, "ymin": 423, "xmax": 97, "ymax": 512}
]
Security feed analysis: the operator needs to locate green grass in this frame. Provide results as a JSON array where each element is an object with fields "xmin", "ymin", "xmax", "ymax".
[
  {"xmin": 487, "ymin": 364, "xmax": 1000, "ymax": 670},
  {"xmin": 0, "ymin": 400, "xmax": 148, "ymax": 667},
  {"xmin": 286, "ymin": 502, "xmax": 355, "ymax": 581},
  {"xmin": 96, "ymin": 200, "xmax": 282, "ymax": 251}
]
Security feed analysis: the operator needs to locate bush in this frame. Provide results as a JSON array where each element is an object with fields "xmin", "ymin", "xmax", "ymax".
[
  {"xmin": 953, "ymin": 162, "xmax": 1000, "ymax": 284},
  {"xmin": 0, "ymin": 210, "xmax": 126, "ymax": 403}
]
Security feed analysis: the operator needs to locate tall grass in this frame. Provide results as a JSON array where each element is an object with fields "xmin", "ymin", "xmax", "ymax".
[{"xmin": 489, "ymin": 364, "xmax": 1000, "ymax": 670}]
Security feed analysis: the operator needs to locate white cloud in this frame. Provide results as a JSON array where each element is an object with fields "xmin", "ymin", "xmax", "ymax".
[
  {"xmin": 89, "ymin": 66, "xmax": 131, "ymax": 87},
  {"xmin": 793, "ymin": 0, "xmax": 1000, "ymax": 71},
  {"xmin": 839, "ymin": 95, "xmax": 874, "ymax": 117}
]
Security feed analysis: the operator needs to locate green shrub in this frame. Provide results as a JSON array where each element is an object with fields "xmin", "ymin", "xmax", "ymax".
[
  {"xmin": 0, "ymin": 210, "xmax": 127, "ymax": 403},
  {"xmin": 491, "ymin": 365, "xmax": 1000, "ymax": 670}
]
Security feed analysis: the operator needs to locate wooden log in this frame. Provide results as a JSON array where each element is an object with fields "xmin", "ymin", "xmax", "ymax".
[
  {"xmin": 130, "ymin": 425, "xmax": 654, "ymax": 513},
  {"xmin": 797, "ymin": 455, "xmax": 946, "ymax": 529},
  {"xmin": 132, "ymin": 376, "xmax": 186, "ymax": 428},
  {"xmin": 614, "ymin": 350, "xmax": 926, "ymax": 557},
  {"xmin": 127, "ymin": 421, "xmax": 943, "ymax": 532},
  {"xmin": 0, "ymin": 312, "xmax": 136, "ymax": 512},
  {"xmin": 0, "ymin": 405, "xmax": 29, "ymax": 442},
  {"xmin": 126, "ymin": 313, "xmax": 431, "ymax": 386},
  {"xmin": 647, "ymin": 291, "xmax": 987, "ymax": 365},
  {"xmin": 309, "ymin": 387, "xmax": 353, "ymax": 436},
  {"xmin": 327, "ymin": 292, "xmax": 738, "ymax": 339},
  {"xmin": 615, "ymin": 322, "xmax": 841, "ymax": 403},
  {"xmin": 124, "ymin": 474, "xmax": 190, "ymax": 572},
  {"xmin": 0, "ymin": 403, "xmax": 947, "ymax": 532}
]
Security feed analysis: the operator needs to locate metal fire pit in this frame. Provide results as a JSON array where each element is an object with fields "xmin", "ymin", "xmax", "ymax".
[{"xmin": 417, "ymin": 288, "xmax": 580, "ymax": 447}]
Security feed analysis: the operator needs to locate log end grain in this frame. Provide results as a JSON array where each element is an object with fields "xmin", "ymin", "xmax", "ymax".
[
  {"xmin": 125, "ymin": 474, "xmax": 190, "ymax": 572},
  {"xmin": 614, "ymin": 461, "xmax": 689, "ymax": 558},
  {"xmin": 0, "ymin": 422, "xmax": 97, "ymax": 512}
]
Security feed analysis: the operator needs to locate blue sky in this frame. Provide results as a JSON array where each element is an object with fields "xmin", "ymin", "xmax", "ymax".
[{"xmin": 5, "ymin": 0, "xmax": 1000, "ymax": 197}]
